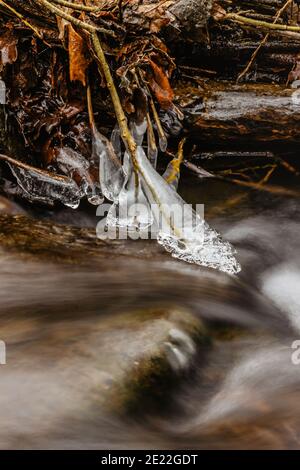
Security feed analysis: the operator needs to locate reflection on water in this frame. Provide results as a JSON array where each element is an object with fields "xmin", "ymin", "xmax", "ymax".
[{"xmin": 0, "ymin": 175, "xmax": 300, "ymax": 449}]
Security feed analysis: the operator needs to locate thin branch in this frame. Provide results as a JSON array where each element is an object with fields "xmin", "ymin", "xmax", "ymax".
[
  {"xmin": 237, "ymin": 0, "xmax": 292, "ymax": 81},
  {"xmin": 226, "ymin": 11, "xmax": 300, "ymax": 33},
  {"xmin": 51, "ymin": 0, "xmax": 101, "ymax": 12},
  {"xmin": 37, "ymin": 0, "xmax": 115, "ymax": 36},
  {"xmin": 91, "ymin": 32, "xmax": 138, "ymax": 167},
  {"xmin": 185, "ymin": 161, "xmax": 300, "ymax": 198},
  {"xmin": 0, "ymin": 0, "xmax": 44, "ymax": 39},
  {"xmin": 149, "ymin": 96, "xmax": 167, "ymax": 146}
]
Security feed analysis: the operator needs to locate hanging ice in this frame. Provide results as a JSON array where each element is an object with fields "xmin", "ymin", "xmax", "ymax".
[
  {"xmin": 135, "ymin": 146, "xmax": 241, "ymax": 275},
  {"xmin": 146, "ymin": 115, "xmax": 158, "ymax": 168},
  {"xmin": 56, "ymin": 147, "xmax": 103, "ymax": 206},
  {"xmin": 105, "ymin": 152, "xmax": 153, "ymax": 237},
  {"xmin": 8, "ymin": 163, "xmax": 82, "ymax": 209},
  {"xmin": 92, "ymin": 128, "xmax": 124, "ymax": 202},
  {"xmin": 95, "ymin": 114, "xmax": 240, "ymax": 275},
  {"xmin": 130, "ymin": 119, "xmax": 147, "ymax": 146},
  {"xmin": 158, "ymin": 135, "xmax": 168, "ymax": 153},
  {"xmin": 111, "ymin": 125, "xmax": 122, "ymax": 160}
]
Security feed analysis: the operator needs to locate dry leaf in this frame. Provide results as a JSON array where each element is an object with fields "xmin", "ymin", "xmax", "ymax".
[
  {"xmin": 148, "ymin": 58, "xmax": 174, "ymax": 110},
  {"xmin": 68, "ymin": 24, "xmax": 90, "ymax": 86},
  {"xmin": 0, "ymin": 31, "xmax": 18, "ymax": 70}
]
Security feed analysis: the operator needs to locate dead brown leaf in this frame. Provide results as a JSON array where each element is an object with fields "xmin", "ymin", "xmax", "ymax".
[
  {"xmin": 148, "ymin": 58, "xmax": 174, "ymax": 110},
  {"xmin": 68, "ymin": 24, "xmax": 90, "ymax": 86}
]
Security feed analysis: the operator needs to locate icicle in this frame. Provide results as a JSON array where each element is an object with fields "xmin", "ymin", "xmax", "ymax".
[
  {"xmin": 146, "ymin": 113, "xmax": 158, "ymax": 168},
  {"xmin": 92, "ymin": 129, "xmax": 124, "ymax": 202},
  {"xmin": 87, "ymin": 83, "xmax": 123, "ymax": 203},
  {"xmin": 99, "ymin": 117, "xmax": 153, "ymax": 237},
  {"xmin": 135, "ymin": 146, "xmax": 241, "ymax": 275},
  {"xmin": 159, "ymin": 135, "xmax": 168, "ymax": 153},
  {"xmin": 130, "ymin": 118, "xmax": 147, "ymax": 146},
  {"xmin": 56, "ymin": 147, "xmax": 103, "ymax": 206},
  {"xmin": 111, "ymin": 125, "xmax": 122, "ymax": 160},
  {"xmin": 106, "ymin": 152, "xmax": 153, "ymax": 236}
]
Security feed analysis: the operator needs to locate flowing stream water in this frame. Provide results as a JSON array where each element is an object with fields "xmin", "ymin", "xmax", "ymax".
[{"xmin": 0, "ymin": 158, "xmax": 300, "ymax": 450}]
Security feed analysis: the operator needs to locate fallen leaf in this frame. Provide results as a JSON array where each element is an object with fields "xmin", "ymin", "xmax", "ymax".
[
  {"xmin": 148, "ymin": 58, "xmax": 174, "ymax": 110},
  {"xmin": 0, "ymin": 30, "xmax": 18, "ymax": 70},
  {"xmin": 68, "ymin": 24, "xmax": 90, "ymax": 86}
]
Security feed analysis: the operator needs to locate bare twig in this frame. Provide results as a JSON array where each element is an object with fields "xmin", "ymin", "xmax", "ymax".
[
  {"xmin": 226, "ymin": 11, "xmax": 300, "ymax": 33},
  {"xmin": 91, "ymin": 32, "xmax": 138, "ymax": 168},
  {"xmin": 185, "ymin": 161, "xmax": 300, "ymax": 198},
  {"xmin": 0, "ymin": 0, "xmax": 44, "ymax": 39},
  {"xmin": 51, "ymin": 0, "xmax": 102, "ymax": 12},
  {"xmin": 37, "ymin": 0, "xmax": 115, "ymax": 36},
  {"xmin": 237, "ymin": 0, "xmax": 292, "ymax": 82}
]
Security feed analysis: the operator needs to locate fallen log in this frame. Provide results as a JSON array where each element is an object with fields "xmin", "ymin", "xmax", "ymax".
[{"xmin": 176, "ymin": 81, "xmax": 300, "ymax": 149}]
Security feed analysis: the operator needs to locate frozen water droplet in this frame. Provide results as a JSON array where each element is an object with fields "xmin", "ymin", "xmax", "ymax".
[
  {"xmin": 88, "ymin": 193, "xmax": 104, "ymax": 206},
  {"xmin": 65, "ymin": 200, "xmax": 80, "ymax": 209}
]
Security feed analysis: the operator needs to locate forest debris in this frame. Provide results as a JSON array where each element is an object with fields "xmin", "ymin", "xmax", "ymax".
[
  {"xmin": 148, "ymin": 58, "xmax": 174, "ymax": 110},
  {"xmin": 185, "ymin": 161, "xmax": 300, "ymax": 198},
  {"xmin": 0, "ymin": 0, "xmax": 44, "ymax": 40},
  {"xmin": 237, "ymin": 0, "xmax": 293, "ymax": 82},
  {"xmin": 122, "ymin": 0, "xmax": 175, "ymax": 33},
  {"xmin": 169, "ymin": 0, "xmax": 213, "ymax": 37},
  {"xmin": 68, "ymin": 24, "xmax": 90, "ymax": 86},
  {"xmin": 177, "ymin": 81, "xmax": 300, "ymax": 147},
  {"xmin": 0, "ymin": 29, "xmax": 18, "ymax": 69}
]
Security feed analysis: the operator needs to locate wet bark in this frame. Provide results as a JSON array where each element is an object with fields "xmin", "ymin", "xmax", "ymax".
[{"xmin": 176, "ymin": 82, "xmax": 300, "ymax": 149}]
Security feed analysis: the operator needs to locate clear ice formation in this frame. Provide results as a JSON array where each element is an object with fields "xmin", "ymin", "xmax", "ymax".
[
  {"xmin": 56, "ymin": 147, "xmax": 103, "ymax": 206},
  {"xmin": 135, "ymin": 146, "xmax": 241, "ymax": 275},
  {"xmin": 92, "ymin": 129, "xmax": 124, "ymax": 202},
  {"xmin": 96, "ymin": 116, "xmax": 240, "ymax": 275},
  {"xmin": 130, "ymin": 119, "xmax": 148, "ymax": 147},
  {"xmin": 106, "ymin": 152, "xmax": 153, "ymax": 235},
  {"xmin": 159, "ymin": 135, "xmax": 168, "ymax": 153},
  {"xmin": 8, "ymin": 163, "xmax": 82, "ymax": 209},
  {"xmin": 146, "ymin": 120, "xmax": 158, "ymax": 169}
]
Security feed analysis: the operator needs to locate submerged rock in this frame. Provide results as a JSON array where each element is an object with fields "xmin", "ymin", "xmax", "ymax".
[{"xmin": 56, "ymin": 307, "xmax": 209, "ymax": 414}]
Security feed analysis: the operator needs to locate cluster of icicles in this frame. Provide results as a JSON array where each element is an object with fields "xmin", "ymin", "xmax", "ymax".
[{"xmin": 93, "ymin": 118, "xmax": 241, "ymax": 275}]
